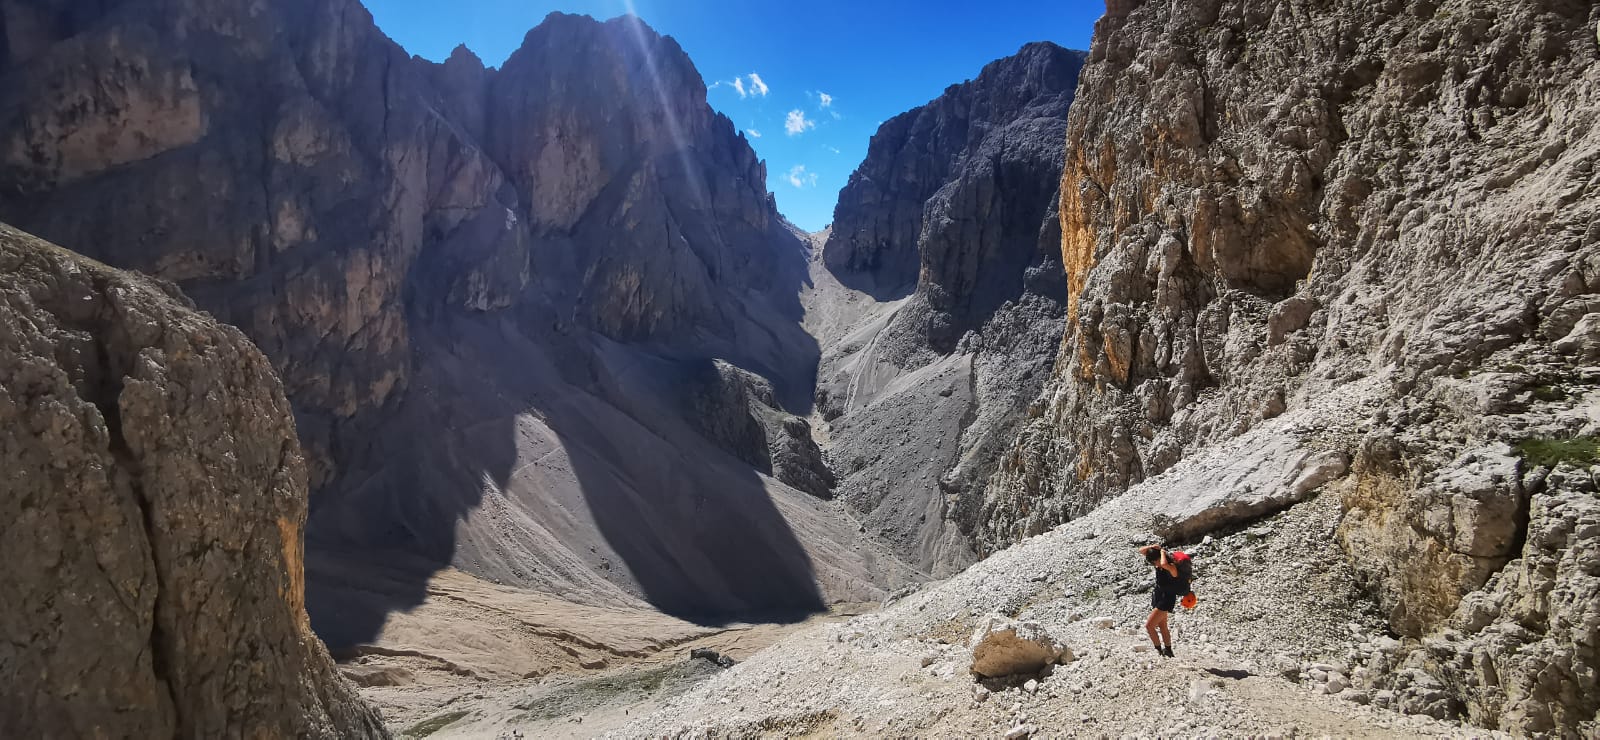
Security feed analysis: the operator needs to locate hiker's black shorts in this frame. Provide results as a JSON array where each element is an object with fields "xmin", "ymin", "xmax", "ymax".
[{"xmin": 1152, "ymin": 589, "xmax": 1177, "ymax": 613}]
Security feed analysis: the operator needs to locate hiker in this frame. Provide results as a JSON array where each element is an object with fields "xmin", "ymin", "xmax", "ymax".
[{"xmin": 1137, "ymin": 543, "xmax": 1191, "ymax": 658}]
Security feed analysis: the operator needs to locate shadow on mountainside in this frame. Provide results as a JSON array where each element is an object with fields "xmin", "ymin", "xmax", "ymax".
[
  {"xmin": 304, "ymin": 298, "xmax": 828, "ymax": 649},
  {"xmin": 822, "ymin": 257, "xmax": 919, "ymax": 305}
]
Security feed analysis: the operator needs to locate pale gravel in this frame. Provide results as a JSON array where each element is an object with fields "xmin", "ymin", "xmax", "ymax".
[{"xmin": 612, "ymin": 388, "xmax": 1508, "ymax": 739}]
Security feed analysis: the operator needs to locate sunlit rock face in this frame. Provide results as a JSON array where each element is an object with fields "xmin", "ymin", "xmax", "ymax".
[
  {"xmin": 982, "ymin": 0, "xmax": 1600, "ymax": 733},
  {"xmin": 0, "ymin": 223, "xmax": 386, "ymax": 739},
  {"xmin": 0, "ymin": 1, "xmax": 900, "ymax": 639},
  {"xmin": 813, "ymin": 43, "xmax": 1088, "ymax": 575}
]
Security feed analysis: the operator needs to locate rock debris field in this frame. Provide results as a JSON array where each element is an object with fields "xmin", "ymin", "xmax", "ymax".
[{"xmin": 389, "ymin": 389, "xmax": 1520, "ymax": 738}]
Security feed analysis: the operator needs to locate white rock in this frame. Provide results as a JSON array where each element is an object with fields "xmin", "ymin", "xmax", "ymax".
[
  {"xmin": 1004, "ymin": 723, "xmax": 1034, "ymax": 739},
  {"xmin": 1089, "ymin": 617, "xmax": 1116, "ymax": 629},
  {"xmin": 1023, "ymin": 679, "xmax": 1039, "ymax": 694},
  {"xmin": 1323, "ymin": 676, "xmax": 1349, "ymax": 694},
  {"xmin": 1147, "ymin": 435, "xmax": 1350, "ymax": 540}
]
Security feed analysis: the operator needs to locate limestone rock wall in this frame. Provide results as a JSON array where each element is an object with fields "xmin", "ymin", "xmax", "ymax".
[
  {"xmin": 987, "ymin": 0, "xmax": 1599, "ymax": 545},
  {"xmin": 982, "ymin": 0, "xmax": 1600, "ymax": 733},
  {"xmin": 812, "ymin": 43, "xmax": 1087, "ymax": 574},
  {"xmin": 0, "ymin": 223, "xmax": 385, "ymax": 738}
]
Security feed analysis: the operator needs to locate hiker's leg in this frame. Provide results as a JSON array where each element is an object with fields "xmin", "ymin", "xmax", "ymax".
[
  {"xmin": 1155, "ymin": 610, "xmax": 1171, "ymax": 647},
  {"xmin": 1144, "ymin": 609, "xmax": 1162, "ymax": 647}
]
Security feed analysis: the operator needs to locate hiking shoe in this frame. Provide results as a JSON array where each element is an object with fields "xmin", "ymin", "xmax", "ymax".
[{"xmin": 1161, "ymin": 646, "xmax": 1174, "ymax": 658}]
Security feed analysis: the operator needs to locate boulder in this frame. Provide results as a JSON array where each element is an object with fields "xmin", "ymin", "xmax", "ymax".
[
  {"xmin": 968, "ymin": 615, "xmax": 1073, "ymax": 678},
  {"xmin": 690, "ymin": 648, "xmax": 736, "ymax": 668},
  {"xmin": 1554, "ymin": 313, "xmax": 1600, "ymax": 361},
  {"xmin": 1148, "ymin": 432, "xmax": 1350, "ymax": 540}
]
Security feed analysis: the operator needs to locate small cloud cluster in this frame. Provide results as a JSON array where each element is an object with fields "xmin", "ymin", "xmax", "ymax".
[
  {"xmin": 786, "ymin": 164, "xmax": 818, "ymax": 189},
  {"xmin": 813, "ymin": 90, "xmax": 842, "ymax": 120},
  {"xmin": 747, "ymin": 129, "xmax": 762, "ymax": 138},
  {"xmin": 716, "ymin": 72, "xmax": 770, "ymax": 99},
  {"xmin": 747, "ymin": 72, "xmax": 769, "ymax": 96},
  {"xmin": 785, "ymin": 109, "xmax": 816, "ymax": 136}
]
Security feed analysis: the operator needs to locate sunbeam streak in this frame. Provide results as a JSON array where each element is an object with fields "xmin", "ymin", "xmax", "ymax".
[{"xmin": 621, "ymin": 0, "xmax": 709, "ymax": 210}]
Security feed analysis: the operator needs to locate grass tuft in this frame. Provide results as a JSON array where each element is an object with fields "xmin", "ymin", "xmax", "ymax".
[
  {"xmin": 1514, "ymin": 437, "xmax": 1600, "ymax": 468},
  {"xmin": 404, "ymin": 710, "xmax": 469, "ymax": 738},
  {"xmin": 1531, "ymin": 384, "xmax": 1567, "ymax": 402}
]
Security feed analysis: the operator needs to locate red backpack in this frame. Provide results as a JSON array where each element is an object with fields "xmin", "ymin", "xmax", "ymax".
[
  {"xmin": 1169, "ymin": 550, "xmax": 1194, "ymax": 586},
  {"xmin": 1169, "ymin": 550, "xmax": 1197, "ymax": 608}
]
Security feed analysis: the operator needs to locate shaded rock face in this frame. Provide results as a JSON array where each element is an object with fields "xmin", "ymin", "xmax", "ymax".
[
  {"xmin": 0, "ymin": 0, "xmax": 870, "ymax": 641},
  {"xmin": 811, "ymin": 43, "xmax": 1085, "ymax": 574},
  {"xmin": 0, "ymin": 0, "xmax": 530, "ymax": 490},
  {"xmin": 826, "ymin": 42, "xmax": 1084, "ymax": 306},
  {"xmin": 678, "ymin": 359, "xmax": 834, "ymax": 497},
  {"xmin": 0, "ymin": 224, "xmax": 385, "ymax": 738},
  {"xmin": 982, "ymin": 0, "xmax": 1600, "ymax": 734},
  {"xmin": 483, "ymin": 14, "xmax": 812, "ymax": 383}
]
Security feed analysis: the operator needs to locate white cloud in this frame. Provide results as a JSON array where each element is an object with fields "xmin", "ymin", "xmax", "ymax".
[
  {"xmin": 786, "ymin": 164, "xmax": 818, "ymax": 188},
  {"xmin": 747, "ymin": 73, "xmax": 769, "ymax": 97},
  {"xmin": 712, "ymin": 73, "xmax": 766, "ymax": 100},
  {"xmin": 818, "ymin": 92, "xmax": 833, "ymax": 108},
  {"xmin": 785, "ymin": 109, "xmax": 815, "ymax": 136},
  {"xmin": 747, "ymin": 129, "xmax": 762, "ymax": 138},
  {"xmin": 825, "ymin": 145, "xmax": 841, "ymax": 154}
]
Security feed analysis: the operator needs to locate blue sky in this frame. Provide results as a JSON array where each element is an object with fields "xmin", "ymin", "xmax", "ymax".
[{"xmin": 365, "ymin": 1, "xmax": 1105, "ymax": 232}]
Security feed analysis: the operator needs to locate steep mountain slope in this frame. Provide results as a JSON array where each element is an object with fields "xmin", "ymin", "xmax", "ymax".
[
  {"xmin": 808, "ymin": 43, "xmax": 1087, "ymax": 575},
  {"xmin": 0, "ymin": 223, "xmax": 384, "ymax": 738},
  {"xmin": 973, "ymin": 0, "xmax": 1600, "ymax": 734},
  {"xmin": 0, "ymin": 0, "xmax": 907, "ymax": 646}
]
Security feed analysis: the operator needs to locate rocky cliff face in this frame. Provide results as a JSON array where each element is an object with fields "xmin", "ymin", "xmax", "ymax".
[
  {"xmin": 0, "ymin": 0, "xmax": 891, "ymax": 643},
  {"xmin": 0, "ymin": 223, "xmax": 385, "ymax": 737},
  {"xmin": 984, "ymin": 0, "xmax": 1600, "ymax": 734},
  {"xmin": 808, "ymin": 43, "xmax": 1086, "ymax": 575}
]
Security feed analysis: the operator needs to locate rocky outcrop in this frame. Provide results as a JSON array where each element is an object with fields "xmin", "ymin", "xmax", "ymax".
[
  {"xmin": 983, "ymin": 0, "xmax": 1600, "ymax": 735},
  {"xmin": 0, "ymin": 0, "xmax": 879, "ymax": 640},
  {"xmin": 681, "ymin": 359, "xmax": 835, "ymax": 497},
  {"xmin": 0, "ymin": 224, "xmax": 385, "ymax": 737},
  {"xmin": 809, "ymin": 43, "xmax": 1086, "ymax": 575}
]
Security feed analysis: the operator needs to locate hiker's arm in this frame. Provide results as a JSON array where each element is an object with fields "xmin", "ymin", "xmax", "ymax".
[
  {"xmin": 1157, "ymin": 550, "xmax": 1178, "ymax": 577},
  {"xmin": 1137, "ymin": 544, "xmax": 1158, "ymax": 556}
]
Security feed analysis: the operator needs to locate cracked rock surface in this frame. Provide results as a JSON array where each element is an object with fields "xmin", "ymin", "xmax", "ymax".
[
  {"xmin": 979, "ymin": 1, "xmax": 1600, "ymax": 734},
  {"xmin": 0, "ymin": 223, "xmax": 385, "ymax": 738}
]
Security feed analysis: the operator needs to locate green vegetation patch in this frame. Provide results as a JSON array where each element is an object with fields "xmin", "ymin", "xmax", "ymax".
[
  {"xmin": 1531, "ymin": 384, "xmax": 1568, "ymax": 402},
  {"xmin": 1515, "ymin": 437, "xmax": 1600, "ymax": 468},
  {"xmin": 404, "ymin": 710, "xmax": 469, "ymax": 738},
  {"xmin": 512, "ymin": 661, "xmax": 715, "ymax": 722}
]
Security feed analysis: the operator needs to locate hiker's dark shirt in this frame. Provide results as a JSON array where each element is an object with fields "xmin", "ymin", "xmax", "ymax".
[{"xmin": 1154, "ymin": 557, "xmax": 1187, "ymax": 595}]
